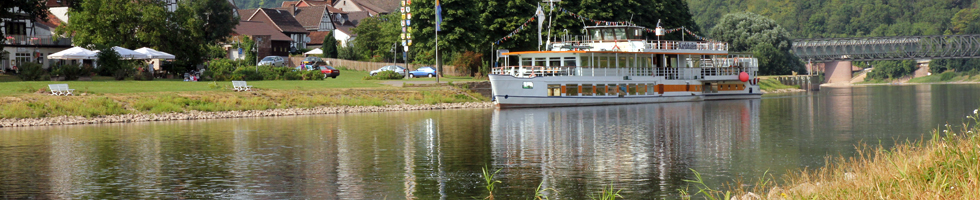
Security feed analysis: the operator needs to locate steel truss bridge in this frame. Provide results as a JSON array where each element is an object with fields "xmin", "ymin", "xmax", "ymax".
[{"xmin": 792, "ymin": 35, "xmax": 980, "ymax": 62}]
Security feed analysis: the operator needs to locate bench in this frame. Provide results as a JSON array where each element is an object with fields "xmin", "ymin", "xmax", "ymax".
[
  {"xmin": 231, "ymin": 81, "xmax": 252, "ymax": 92},
  {"xmin": 48, "ymin": 84, "xmax": 75, "ymax": 96}
]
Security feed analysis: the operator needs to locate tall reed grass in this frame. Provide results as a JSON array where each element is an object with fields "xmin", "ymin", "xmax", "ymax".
[{"xmin": 687, "ymin": 108, "xmax": 980, "ymax": 200}]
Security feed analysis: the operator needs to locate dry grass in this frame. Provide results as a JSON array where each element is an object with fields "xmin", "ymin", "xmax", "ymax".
[{"xmin": 708, "ymin": 109, "xmax": 980, "ymax": 200}]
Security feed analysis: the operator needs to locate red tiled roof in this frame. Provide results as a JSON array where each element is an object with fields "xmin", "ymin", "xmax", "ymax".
[
  {"xmin": 354, "ymin": 0, "xmax": 388, "ymax": 15},
  {"xmin": 233, "ymin": 21, "xmax": 293, "ymax": 41},
  {"xmin": 282, "ymin": 1, "xmax": 300, "ymax": 7},
  {"xmin": 275, "ymin": 6, "xmax": 327, "ymax": 31},
  {"xmin": 307, "ymin": 31, "xmax": 332, "ymax": 45},
  {"xmin": 257, "ymin": 8, "xmax": 309, "ymax": 33}
]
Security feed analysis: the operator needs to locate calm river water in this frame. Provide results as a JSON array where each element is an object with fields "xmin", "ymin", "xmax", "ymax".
[{"xmin": 2, "ymin": 84, "xmax": 980, "ymax": 199}]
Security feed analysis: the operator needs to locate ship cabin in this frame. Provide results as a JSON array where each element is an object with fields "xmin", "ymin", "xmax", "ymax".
[{"xmin": 492, "ymin": 25, "xmax": 759, "ymax": 81}]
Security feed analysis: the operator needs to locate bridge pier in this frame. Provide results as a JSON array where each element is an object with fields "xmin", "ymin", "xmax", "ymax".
[{"xmin": 824, "ymin": 61, "xmax": 853, "ymax": 84}]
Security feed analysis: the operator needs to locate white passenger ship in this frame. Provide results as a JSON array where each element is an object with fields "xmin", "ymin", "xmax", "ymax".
[{"xmin": 490, "ymin": 25, "xmax": 762, "ymax": 108}]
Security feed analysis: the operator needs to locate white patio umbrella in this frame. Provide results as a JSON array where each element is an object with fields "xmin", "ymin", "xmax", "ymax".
[
  {"xmin": 134, "ymin": 47, "xmax": 176, "ymax": 59},
  {"xmin": 110, "ymin": 46, "xmax": 151, "ymax": 59},
  {"xmin": 47, "ymin": 47, "xmax": 98, "ymax": 60},
  {"xmin": 303, "ymin": 48, "xmax": 323, "ymax": 56}
]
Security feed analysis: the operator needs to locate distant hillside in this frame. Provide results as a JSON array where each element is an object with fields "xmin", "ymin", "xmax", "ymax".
[{"xmin": 686, "ymin": 0, "xmax": 980, "ymax": 38}]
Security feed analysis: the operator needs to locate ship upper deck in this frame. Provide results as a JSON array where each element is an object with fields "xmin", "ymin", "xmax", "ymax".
[{"xmin": 503, "ymin": 25, "xmax": 729, "ymax": 56}]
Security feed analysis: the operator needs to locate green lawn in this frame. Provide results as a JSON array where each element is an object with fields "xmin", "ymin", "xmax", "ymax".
[{"xmin": 0, "ymin": 70, "xmax": 388, "ymax": 96}]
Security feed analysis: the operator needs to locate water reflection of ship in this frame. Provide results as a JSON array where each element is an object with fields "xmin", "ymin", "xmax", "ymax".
[{"xmin": 490, "ymin": 100, "xmax": 760, "ymax": 198}]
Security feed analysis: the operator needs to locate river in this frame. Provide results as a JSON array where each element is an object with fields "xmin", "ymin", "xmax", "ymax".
[{"xmin": 1, "ymin": 84, "xmax": 979, "ymax": 199}]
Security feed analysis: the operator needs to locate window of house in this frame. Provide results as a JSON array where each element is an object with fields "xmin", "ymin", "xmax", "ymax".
[{"xmin": 5, "ymin": 22, "xmax": 27, "ymax": 35}]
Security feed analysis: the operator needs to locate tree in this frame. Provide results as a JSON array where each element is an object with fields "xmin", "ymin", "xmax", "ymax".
[
  {"xmin": 712, "ymin": 12, "xmax": 802, "ymax": 75},
  {"xmin": 351, "ymin": 13, "xmax": 401, "ymax": 62},
  {"xmin": 0, "ymin": 0, "xmax": 50, "ymax": 50},
  {"xmin": 59, "ymin": 0, "xmax": 238, "ymax": 74},
  {"xmin": 322, "ymin": 31, "xmax": 338, "ymax": 58}
]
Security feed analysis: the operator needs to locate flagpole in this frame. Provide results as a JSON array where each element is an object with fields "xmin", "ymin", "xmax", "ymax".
[{"xmin": 436, "ymin": 28, "xmax": 440, "ymax": 83}]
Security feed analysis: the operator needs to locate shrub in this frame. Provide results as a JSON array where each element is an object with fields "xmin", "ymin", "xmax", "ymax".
[
  {"xmin": 363, "ymin": 70, "xmax": 403, "ymax": 80},
  {"xmin": 451, "ymin": 51, "xmax": 483, "ymax": 76},
  {"xmin": 205, "ymin": 59, "xmax": 238, "ymax": 81},
  {"xmin": 940, "ymin": 71, "xmax": 957, "ymax": 81},
  {"xmin": 231, "ymin": 67, "xmax": 265, "ymax": 81},
  {"xmin": 301, "ymin": 70, "xmax": 324, "ymax": 80},
  {"xmin": 17, "ymin": 62, "xmax": 46, "ymax": 81}
]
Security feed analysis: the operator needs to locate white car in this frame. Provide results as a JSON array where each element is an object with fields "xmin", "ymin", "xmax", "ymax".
[
  {"xmin": 370, "ymin": 65, "xmax": 407, "ymax": 76},
  {"xmin": 257, "ymin": 56, "xmax": 286, "ymax": 67}
]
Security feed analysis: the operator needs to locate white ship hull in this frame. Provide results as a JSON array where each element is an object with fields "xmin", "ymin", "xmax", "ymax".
[{"xmin": 489, "ymin": 74, "xmax": 761, "ymax": 108}]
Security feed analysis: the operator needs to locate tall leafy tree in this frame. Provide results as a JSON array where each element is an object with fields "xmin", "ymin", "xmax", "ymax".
[
  {"xmin": 0, "ymin": 0, "xmax": 50, "ymax": 50},
  {"xmin": 59, "ymin": 0, "xmax": 238, "ymax": 73},
  {"xmin": 351, "ymin": 13, "xmax": 401, "ymax": 62},
  {"xmin": 712, "ymin": 12, "xmax": 802, "ymax": 75},
  {"xmin": 322, "ymin": 31, "xmax": 338, "ymax": 58}
]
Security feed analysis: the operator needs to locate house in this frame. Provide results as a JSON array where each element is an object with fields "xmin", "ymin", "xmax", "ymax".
[
  {"xmin": 281, "ymin": 0, "xmax": 334, "ymax": 8},
  {"xmin": 239, "ymin": 8, "xmax": 310, "ymax": 52},
  {"xmin": 230, "ymin": 21, "xmax": 293, "ymax": 61},
  {"xmin": 2, "ymin": 0, "xmax": 75, "ymax": 71},
  {"xmin": 332, "ymin": 0, "xmax": 389, "ymax": 16}
]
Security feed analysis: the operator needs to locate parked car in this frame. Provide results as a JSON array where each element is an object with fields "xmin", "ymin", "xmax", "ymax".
[
  {"xmin": 258, "ymin": 56, "xmax": 286, "ymax": 67},
  {"xmin": 370, "ymin": 65, "xmax": 407, "ymax": 76},
  {"xmin": 407, "ymin": 66, "xmax": 437, "ymax": 78},
  {"xmin": 301, "ymin": 56, "xmax": 327, "ymax": 67},
  {"xmin": 321, "ymin": 66, "xmax": 340, "ymax": 79}
]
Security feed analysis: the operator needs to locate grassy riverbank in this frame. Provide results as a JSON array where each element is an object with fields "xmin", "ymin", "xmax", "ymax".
[
  {"xmin": 0, "ymin": 71, "xmax": 488, "ymax": 119},
  {"xmin": 690, "ymin": 110, "xmax": 980, "ymax": 199},
  {"xmin": 758, "ymin": 78, "xmax": 800, "ymax": 93}
]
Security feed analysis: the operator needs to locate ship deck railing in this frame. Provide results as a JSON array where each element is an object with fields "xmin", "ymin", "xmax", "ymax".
[
  {"xmin": 492, "ymin": 66, "xmax": 758, "ymax": 80},
  {"xmin": 552, "ymin": 35, "xmax": 728, "ymax": 52}
]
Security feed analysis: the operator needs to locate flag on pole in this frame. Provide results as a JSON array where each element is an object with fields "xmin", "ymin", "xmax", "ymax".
[{"xmin": 435, "ymin": 0, "xmax": 442, "ymax": 32}]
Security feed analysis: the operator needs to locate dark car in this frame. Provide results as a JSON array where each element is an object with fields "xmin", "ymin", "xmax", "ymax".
[
  {"xmin": 301, "ymin": 56, "xmax": 327, "ymax": 67},
  {"xmin": 408, "ymin": 66, "xmax": 437, "ymax": 78},
  {"xmin": 320, "ymin": 66, "xmax": 340, "ymax": 79}
]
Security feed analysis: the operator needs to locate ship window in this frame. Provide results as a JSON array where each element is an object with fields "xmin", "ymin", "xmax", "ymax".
[
  {"xmin": 638, "ymin": 84, "xmax": 647, "ymax": 95},
  {"xmin": 602, "ymin": 29, "xmax": 615, "ymax": 41},
  {"xmin": 521, "ymin": 58, "xmax": 532, "ymax": 66},
  {"xmin": 564, "ymin": 57, "xmax": 576, "ymax": 67},
  {"xmin": 595, "ymin": 84, "xmax": 606, "ymax": 96},
  {"xmin": 566, "ymin": 84, "xmax": 579, "ymax": 96},
  {"xmin": 582, "ymin": 84, "xmax": 593, "ymax": 96},
  {"xmin": 591, "ymin": 29, "xmax": 601, "ymax": 40},
  {"xmin": 628, "ymin": 84, "xmax": 637, "ymax": 95},
  {"xmin": 581, "ymin": 56, "xmax": 592, "ymax": 67},
  {"xmin": 597, "ymin": 56, "xmax": 607, "ymax": 68},
  {"xmin": 614, "ymin": 28, "xmax": 626, "ymax": 40},
  {"xmin": 548, "ymin": 84, "xmax": 560, "ymax": 96},
  {"xmin": 534, "ymin": 58, "xmax": 546, "ymax": 67},
  {"xmin": 549, "ymin": 57, "xmax": 561, "ymax": 67},
  {"xmin": 523, "ymin": 82, "xmax": 533, "ymax": 89},
  {"xmin": 608, "ymin": 84, "xmax": 618, "ymax": 95},
  {"xmin": 618, "ymin": 56, "xmax": 628, "ymax": 68}
]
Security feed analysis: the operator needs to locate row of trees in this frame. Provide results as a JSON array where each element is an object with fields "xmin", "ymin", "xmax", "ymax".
[
  {"xmin": 55, "ymin": 0, "xmax": 238, "ymax": 75},
  {"xmin": 345, "ymin": 0, "xmax": 701, "ymax": 74},
  {"xmin": 688, "ymin": 0, "xmax": 980, "ymax": 80}
]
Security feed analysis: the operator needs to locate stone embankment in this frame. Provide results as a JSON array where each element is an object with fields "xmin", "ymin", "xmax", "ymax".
[{"xmin": 0, "ymin": 102, "xmax": 493, "ymax": 128}]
